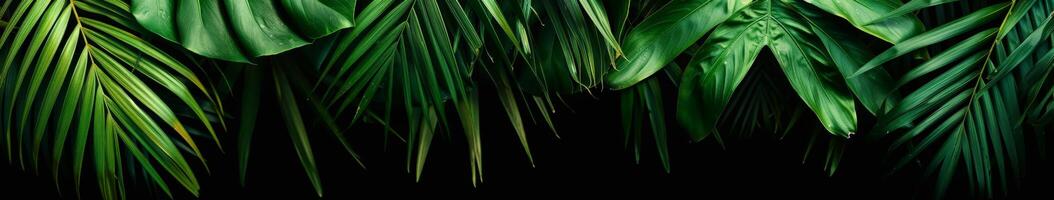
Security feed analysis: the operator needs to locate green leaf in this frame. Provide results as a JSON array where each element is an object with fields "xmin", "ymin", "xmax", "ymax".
[
  {"xmin": 2, "ymin": 1, "xmax": 216, "ymax": 198},
  {"xmin": 606, "ymin": 0, "xmax": 751, "ymax": 89},
  {"xmin": 805, "ymin": 0, "xmax": 926, "ymax": 43},
  {"xmin": 806, "ymin": 10, "xmax": 901, "ymax": 115},
  {"xmin": 480, "ymin": 0, "xmax": 525, "ymax": 54},
  {"xmin": 864, "ymin": 0, "xmax": 959, "ymax": 25},
  {"xmin": 677, "ymin": 0, "xmax": 767, "ymax": 141},
  {"xmin": 875, "ymin": 1, "xmax": 1049, "ymax": 197},
  {"xmin": 767, "ymin": 2, "xmax": 856, "ymax": 137},
  {"xmin": 984, "ymin": 11, "xmax": 1054, "ymax": 86},
  {"xmin": 851, "ymin": 2, "xmax": 1010, "ymax": 77},
  {"xmin": 131, "ymin": 0, "xmax": 355, "ymax": 62},
  {"xmin": 679, "ymin": 0, "xmax": 858, "ymax": 140},
  {"xmin": 898, "ymin": 29, "xmax": 995, "ymax": 86},
  {"xmin": 640, "ymin": 78, "xmax": 670, "ymax": 172},
  {"xmin": 272, "ymin": 68, "xmax": 322, "ymax": 197},
  {"xmin": 456, "ymin": 91, "xmax": 483, "ymax": 185},
  {"xmin": 280, "ymin": 0, "xmax": 355, "ymax": 38},
  {"xmin": 578, "ymin": 0, "xmax": 623, "ymax": 56},
  {"xmin": 236, "ymin": 66, "xmax": 262, "ymax": 186},
  {"xmin": 482, "ymin": 63, "xmax": 535, "ymax": 166}
]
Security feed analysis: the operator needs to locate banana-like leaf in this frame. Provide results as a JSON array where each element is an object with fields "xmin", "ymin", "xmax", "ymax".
[
  {"xmin": 805, "ymin": 0, "xmax": 925, "ymax": 43},
  {"xmin": 678, "ymin": 0, "xmax": 857, "ymax": 141},
  {"xmin": 131, "ymin": 0, "xmax": 355, "ymax": 63},
  {"xmin": 606, "ymin": 0, "xmax": 751, "ymax": 89},
  {"xmin": 864, "ymin": 0, "xmax": 959, "ymax": 25},
  {"xmin": 804, "ymin": 7, "xmax": 901, "ymax": 115}
]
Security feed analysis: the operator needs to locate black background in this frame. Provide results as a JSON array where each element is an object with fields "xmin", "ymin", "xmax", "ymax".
[
  {"xmin": 5, "ymin": 93, "xmax": 1053, "ymax": 199},
  {"xmin": 4, "ymin": 61, "xmax": 1053, "ymax": 199}
]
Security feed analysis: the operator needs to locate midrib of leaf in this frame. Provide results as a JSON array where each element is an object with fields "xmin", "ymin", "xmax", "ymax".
[
  {"xmin": 768, "ymin": 3, "xmax": 850, "ymax": 135},
  {"xmin": 955, "ymin": 1, "xmax": 1017, "ymax": 137},
  {"xmin": 767, "ymin": 0, "xmax": 855, "ymax": 137},
  {"xmin": 914, "ymin": 4, "xmax": 1019, "ymax": 194}
]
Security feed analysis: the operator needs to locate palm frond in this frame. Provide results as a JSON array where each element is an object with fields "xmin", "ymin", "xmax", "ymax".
[
  {"xmin": 859, "ymin": 0, "xmax": 1053, "ymax": 198},
  {"xmin": 620, "ymin": 65, "xmax": 675, "ymax": 172},
  {"xmin": 314, "ymin": 0, "xmax": 626, "ymax": 185},
  {"xmin": 1, "ymin": 0, "xmax": 219, "ymax": 198}
]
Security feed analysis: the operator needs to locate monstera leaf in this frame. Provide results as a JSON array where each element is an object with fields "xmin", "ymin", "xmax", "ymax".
[{"xmin": 131, "ymin": 0, "xmax": 355, "ymax": 63}]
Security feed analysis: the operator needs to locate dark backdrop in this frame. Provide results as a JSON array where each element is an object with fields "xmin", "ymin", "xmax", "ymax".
[{"xmin": 4, "ymin": 62, "xmax": 1053, "ymax": 199}]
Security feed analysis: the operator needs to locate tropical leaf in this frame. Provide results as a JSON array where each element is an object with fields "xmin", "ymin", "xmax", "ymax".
[
  {"xmin": 804, "ymin": 9, "xmax": 901, "ymax": 115},
  {"xmin": 677, "ymin": 0, "xmax": 857, "ymax": 141},
  {"xmin": 621, "ymin": 67, "xmax": 674, "ymax": 172},
  {"xmin": 863, "ymin": 0, "xmax": 1053, "ymax": 198},
  {"xmin": 606, "ymin": 0, "xmax": 752, "ymax": 89},
  {"xmin": 2, "ymin": 0, "xmax": 1051, "ymax": 199},
  {"xmin": 1, "ymin": 0, "xmax": 219, "ymax": 199},
  {"xmin": 805, "ymin": 0, "xmax": 926, "ymax": 43},
  {"xmin": 131, "ymin": 0, "xmax": 355, "ymax": 63},
  {"xmin": 864, "ymin": 0, "xmax": 959, "ymax": 25}
]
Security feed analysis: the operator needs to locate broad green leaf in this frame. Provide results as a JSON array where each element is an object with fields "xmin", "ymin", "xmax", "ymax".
[
  {"xmin": 805, "ymin": 0, "xmax": 925, "ymax": 43},
  {"xmin": 679, "ymin": 0, "xmax": 858, "ymax": 140},
  {"xmin": 864, "ymin": 0, "xmax": 959, "ymax": 25},
  {"xmin": 607, "ymin": 0, "xmax": 751, "ymax": 89},
  {"xmin": 132, "ymin": 0, "xmax": 355, "ymax": 62},
  {"xmin": 281, "ymin": 0, "xmax": 354, "ymax": 38},
  {"xmin": 318, "ymin": 0, "xmax": 356, "ymax": 19},
  {"xmin": 677, "ymin": 0, "xmax": 767, "ymax": 141},
  {"xmin": 806, "ymin": 11, "xmax": 900, "ymax": 115},
  {"xmin": 768, "ymin": 1, "xmax": 856, "ymax": 137}
]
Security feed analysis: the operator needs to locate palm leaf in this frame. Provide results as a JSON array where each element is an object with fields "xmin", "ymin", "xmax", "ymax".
[
  {"xmin": 621, "ymin": 67, "xmax": 674, "ymax": 172},
  {"xmin": 1, "ymin": 0, "xmax": 219, "ymax": 199},
  {"xmin": 864, "ymin": 0, "xmax": 1052, "ymax": 198}
]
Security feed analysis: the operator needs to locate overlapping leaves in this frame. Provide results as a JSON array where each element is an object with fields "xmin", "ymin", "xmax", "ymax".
[
  {"xmin": 855, "ymin": 0, "xmax": 1053, "ymax": 198},
  {"xmin": 1, "ymin": 0, "xmax": 219, "ymax": 199},
  {"xmin": 3, "ymin": 0, "xmax": 1052, "ymax": 199}
]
